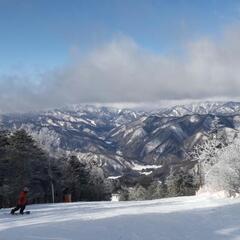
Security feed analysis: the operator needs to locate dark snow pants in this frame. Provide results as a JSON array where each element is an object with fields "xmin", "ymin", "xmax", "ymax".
[{"xmin": 11, "ymin": 204, "xmax": 26, "ymax": 214}]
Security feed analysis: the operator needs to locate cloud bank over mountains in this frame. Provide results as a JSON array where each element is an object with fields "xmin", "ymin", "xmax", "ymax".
[{"xmin": 1, "ymin": 25, "xmax": 240, "ymax": 112}]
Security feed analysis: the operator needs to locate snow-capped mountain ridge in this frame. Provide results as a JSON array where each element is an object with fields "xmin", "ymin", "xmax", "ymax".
[
  {"xmin": 1, "ymin": 102, "xmax": 240, "ymax": 177},
  {"xmin": 160, "ymin": 101, "xmax": 240, "ymax": 116}
]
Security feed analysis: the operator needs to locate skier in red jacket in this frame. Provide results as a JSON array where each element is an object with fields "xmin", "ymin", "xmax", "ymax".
[{"xmin": 11, "ymin": 187, "xmax": 29, "ymax": 215}]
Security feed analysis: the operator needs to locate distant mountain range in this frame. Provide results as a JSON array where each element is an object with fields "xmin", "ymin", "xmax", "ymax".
[
  {"xmin": 158, "ymin": 101, "xmax": 240, "ymax": 116},
  {"xmin": 1, "ymin": 101, "xmax": 240, "ymax": 179}
]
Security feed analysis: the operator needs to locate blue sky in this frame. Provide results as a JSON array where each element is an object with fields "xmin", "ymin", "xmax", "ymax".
[{"xmin": 0, "ymin": 0, "xmax": 239, "ymax": 74}]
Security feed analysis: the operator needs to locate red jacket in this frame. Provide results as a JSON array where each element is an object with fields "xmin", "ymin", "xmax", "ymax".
[{"xmin": 18, "ymin": 191, "xmax": 28, "ymax": 205}]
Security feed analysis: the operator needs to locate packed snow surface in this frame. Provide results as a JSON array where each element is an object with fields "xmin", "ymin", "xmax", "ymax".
[{"xmin": 1, "ymin": 195, "xmax": 240, "ymax": 240}]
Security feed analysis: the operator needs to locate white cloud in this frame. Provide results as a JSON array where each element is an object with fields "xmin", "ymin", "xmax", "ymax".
[{"xmin": 1, "ymin": 26, "xmax": 240, "ymax": 112}]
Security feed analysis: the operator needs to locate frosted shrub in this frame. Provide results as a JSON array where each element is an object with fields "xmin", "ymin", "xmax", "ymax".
[
  {"xmin": 205, "ymin": 139, "xmax": 240, "ymax": 195},
  {"xmin": 192, "ymin": 136, "xmax": 222, "ymax": 186}
]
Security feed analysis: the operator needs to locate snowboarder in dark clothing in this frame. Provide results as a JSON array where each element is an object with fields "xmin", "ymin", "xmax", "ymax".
[{"xmin": 11, "ymin": 187, "xmax": 29, "ymax": 215}]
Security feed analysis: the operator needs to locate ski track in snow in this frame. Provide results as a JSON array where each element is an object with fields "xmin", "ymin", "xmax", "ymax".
[{"xmin": 1, "ymin": 196, "xmax": 240, "ymax": 240}]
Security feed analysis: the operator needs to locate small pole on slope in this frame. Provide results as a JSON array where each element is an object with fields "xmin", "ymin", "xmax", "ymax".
[
  {"xmin": 51, "ymin": 181, "xmax": 55, "ymax": 203},
  {"xmin": 48, "ymin": 157, "xmax": 55, "ymax": 204}
]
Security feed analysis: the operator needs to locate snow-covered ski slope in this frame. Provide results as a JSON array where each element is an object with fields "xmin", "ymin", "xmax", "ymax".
[{"xmin": 1, "ymin": 195, "xmax": 240, "ymax": 240}]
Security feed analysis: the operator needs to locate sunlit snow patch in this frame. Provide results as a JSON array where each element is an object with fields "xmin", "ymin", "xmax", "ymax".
[{"xmin": 131, "ymin": 162, "xmax": 162, "ymax": 175}]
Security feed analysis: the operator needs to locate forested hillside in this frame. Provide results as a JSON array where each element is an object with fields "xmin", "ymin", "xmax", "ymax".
[{"xmin": 0, "ymin": 130, "xmax": 111, "ymax": 208}]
